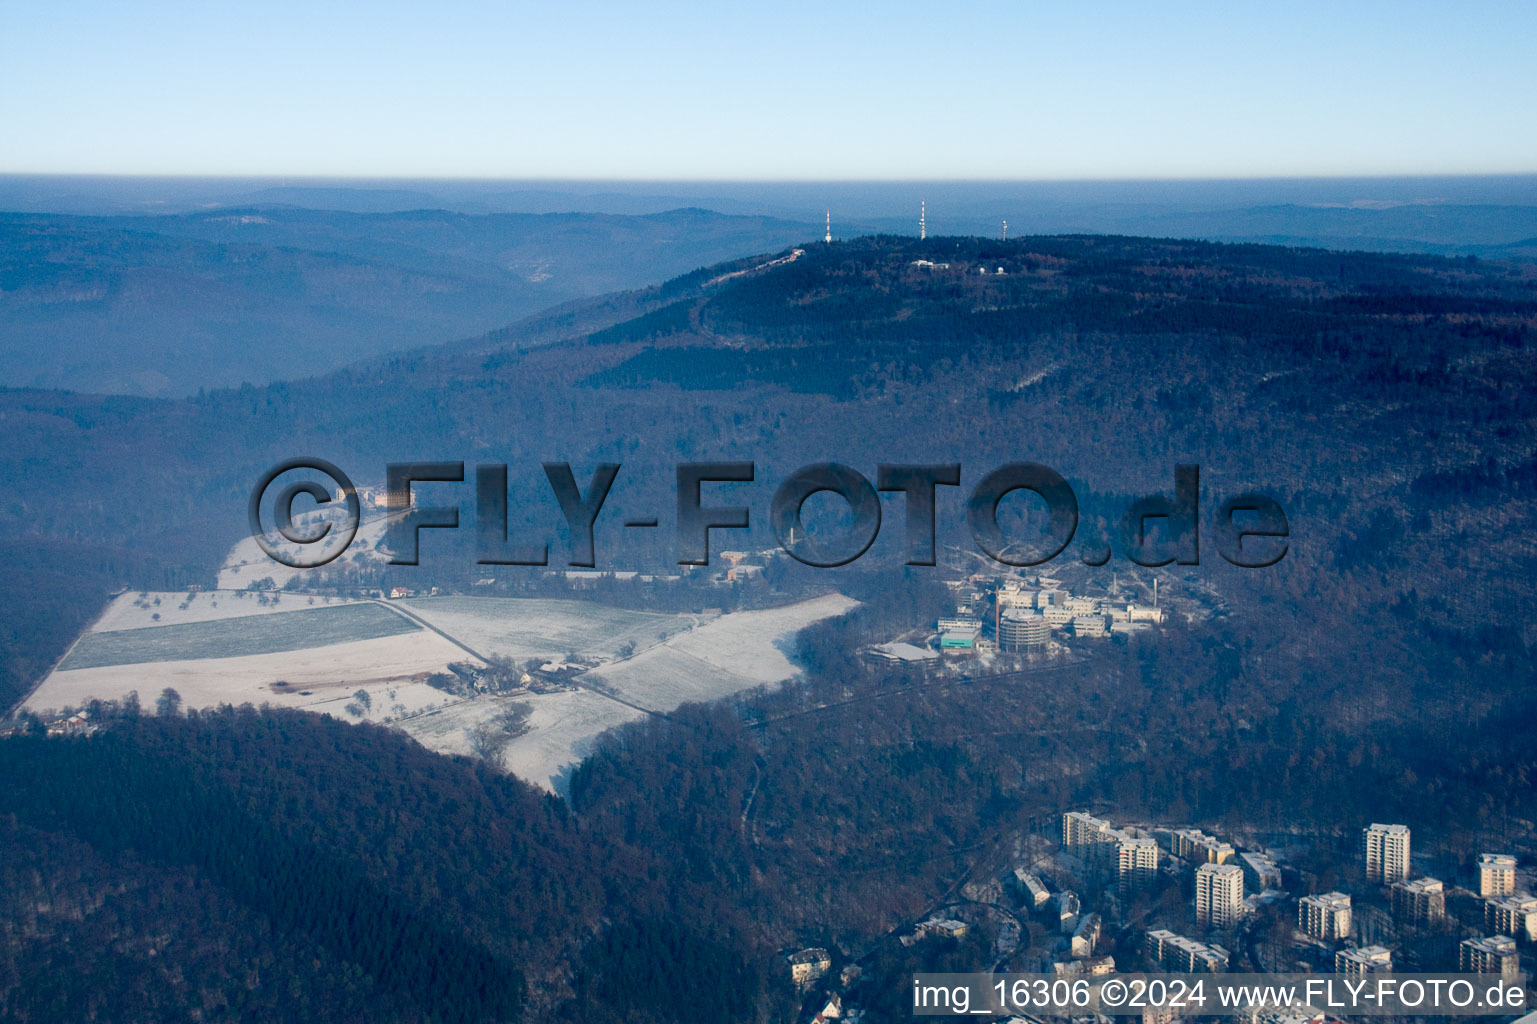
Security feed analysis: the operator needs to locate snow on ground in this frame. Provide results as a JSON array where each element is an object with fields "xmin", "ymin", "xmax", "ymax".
[
  {"xmin": 24, "ymin": 630, "xmax": 471, "ymax": 716},
  {"xmin": 579, "ymin": 593, "xmax": 857, "ymax": 711},
  {"xmin": 94, "ymin": 590, "xmax": 361, "ymax": 631},
  {"xmin": 28, "ymin": 573, "xmax": 856, "ymax": 797},
  {"xmin": 398, "ymin": 597, "xmax": 705, "ymax": 662},
  {"xmin": 397, "ymin": 689, "xmax": 644, "ymax": 795},
  {"xmin": 60, "ymin": 604, "xmax": 416, "ymax": 670},
  {"xmin": 217, "ymin": 509, "xmax": 396, "ymax": 590}
]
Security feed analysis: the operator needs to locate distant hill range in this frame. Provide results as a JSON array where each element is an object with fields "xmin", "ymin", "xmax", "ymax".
[{"xmin": 0, "ymin": 206, "xmax": 816, "ymax": 395}]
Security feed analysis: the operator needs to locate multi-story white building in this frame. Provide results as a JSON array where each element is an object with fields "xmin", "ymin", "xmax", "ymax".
[
  {"xmin": 1390, "ymin": 877, "xmax": 1446, "ymax": 925},
  {"xmin": 1063, "ymin": 811, "xmax": 1117, "ymax": 846},
  {"xmin": 1043, "ymin": 606, "xmax": 1076, "ymax": 627},
  {"xmin": 1171, "ymin": 828, "xmax": 1234, "ymax": 864},
  {"xmin": 1118, "ymin": 837, "xmax": 1160, "ymax": 895},
  {"xmin": 1460, "ymin": 935, "xmax": 1519, "ymax": 977},
  {"xmin": 1195, "ymin": 863, "xmax": 1245, "ymax": 927},
  {"xmin": 1335, "ymin": 945, "xmax": 1393, "ymax": 976},
  {"xmin": 997, "ymin": 607, "xmax": 1050, "ymax": 651},
  {"xmin": 1479, "ymin": 854, "xmax": 1518, "ymax": 898},
  {"xmin": 1363, "ymin": 824, "xmax": 1411, "ymax": 883},
  {"xmin": 1485, "ymin": 893, "xmax": 1537, "ymax": 941},
  {"xmin": 1298, "ymin": 892, "xmax": 1353, "ymax": 941},
  {"xmin": 1072, "ymin": 615, "xmax": 1108, "ymax": 637},
  {"xmin": 1145, "ymin": 929, "xmax": 1229, "ymax": 972},
  {"xmin": 1239, "ymin": 851, "xmax": 1282, "ymax": 892}
]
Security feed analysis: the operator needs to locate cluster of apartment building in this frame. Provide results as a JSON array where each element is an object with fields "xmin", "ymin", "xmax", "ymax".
[
  {"xmin": 1287, "ymin": 824, "xmax": 1531, "ymax": 979},
  {"xmin": 1061, "ymin": 811, "xmax": 1160, "ymax": 896},
  {"xmin": 932, "ymin": 575, "xmax": 1165, "ymax": 653}
]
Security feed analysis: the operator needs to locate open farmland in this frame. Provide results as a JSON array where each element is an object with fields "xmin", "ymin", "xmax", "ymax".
[
  {"xmin": 24, "ymin": 583, "xmax": 857, "ymax": 794},
  {"xmin": 94, "ymin": 589, "xmax": 361, "ymax": 631},
  {"xmin": 398, "ymin": 596, "xmax": 704, "ymax": 662},
  {"xmin": 25, "ymin": 630, "xmax": 472, "ymax": 716},
  {"xmin": 58, "ymin": 603, "xmax": 417, "ymax": 670},
  {"xmin": 579, "ymin": 593, "xmax": 857, "ymax": 711}
]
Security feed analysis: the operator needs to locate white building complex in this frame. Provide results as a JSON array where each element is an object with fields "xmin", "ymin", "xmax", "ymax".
[
  {"xmin": 1363, "ymin": 823, "xmax": 1411, "ymax": 883},
  {"xmin": 1170, "ymin": 828, "xmax": 1235, "ymax": 864},
  {"xmin": 1062, "ymin": 812, "xmax": 1160, "ymax": 895},
  {"xmin": 1298, "ymin": 892, "xmax": 1353, "ymax": 940},
  {"xmin": 1195, "ymin": 863, "xmax": 1245, "ymax": 927}
]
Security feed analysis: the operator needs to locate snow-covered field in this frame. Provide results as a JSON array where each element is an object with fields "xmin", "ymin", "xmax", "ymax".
[
  {"xmin": 398, "ymin": 689, "xmax": 644, "ymax": 795},
  {"xmin": 60, "ymin": 603, "xmax": 416, "ymax": 670},
  {"xmin": 217, "ymin": 510, "xmax": 396, "ymax": 590},
  {"xmin": 25, "ymin": 630, "xmax": 470, "ymax": 716},
  {"xmin": 26, "ymin": 573, "xmax": 856, "ymax": 795},
  {"xmin": 94, "ymin": 590, "xmax": 361, "ymax": 631},
  {"xmin": 399, "ymin": 596, "xmax": 704, "ymax": 662},
  {"xmin": 580, "ymin": 593, "xmax": 857, "ymax": 711}
]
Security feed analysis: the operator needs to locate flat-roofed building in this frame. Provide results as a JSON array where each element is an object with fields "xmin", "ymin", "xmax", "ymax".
[
  {"xmin": 1299, "ymin": 892, "xmax": 1353, "ymax": 941},
  {"xmin": 1479, "ymin": 854, "xmax": 1518, "ymax": 898},
  {"xmin": 1119, "ymin": 836, "xmax": 1160, "ymax": 896},
  {"xmin": 1485, "ymin": 893, "xmax": 1537, "ymax": 941},
  {"xmin": 1145, "ymin": 929, "xmax": 1229, "ymax": 973},
  {"xmin": 998, "ymin": 608, "xmax": 1050, "ymax": 651},
  {"xmin": 1196, "ymin": 863, "xmax": 1245, "ymax": 927},
  {"xmin": 1171, "ymin": 828, "xmax": 1235, "ymax": 864},
  {"xmin": 1336, "ymin": 945, "xmax": 1393, "ymax": 976},
  {"xmin": 1390, "ymin": 877, "xmax": 1446, "ymax": 925},
  {"xmin": 1363, "ymin": 824, "xmax": 1411, "ymax": 883},
  {"xmin": 1461, "ymin": 935, "xmax": 1519, "ymax": 977},
  {"xmin": 1240, "ymin": 851, "xmax": 1282, "ymax": 892},
  {"xmin": 1072, "ymin": 614, "xmax": 1108, "ymax": 637},
  {"xmin": 1063, "ymin": 811, "xmax": 1117, "ymax": 846}
]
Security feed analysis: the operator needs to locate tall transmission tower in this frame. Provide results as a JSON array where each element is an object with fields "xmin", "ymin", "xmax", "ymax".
[
  {"xmin": 825, "ymin": 210, "xmax": 832, "ymax": 244},
  {"xmin": 1002, "ymin": 219, "xmax": 1007, "ymax": 241},
  {"xmin": 919, "ymin": 199, "xmax": 926, "ymax": 240}
]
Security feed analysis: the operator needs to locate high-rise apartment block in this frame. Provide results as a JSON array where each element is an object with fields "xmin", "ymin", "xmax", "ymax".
[
  {"xmin": 1299, "ymin": 892, "xmax": 1353, "ymax": 941},
  {"xmin": 1478, "ymin": 854, "xmax": 1517, "ymax": 898},
  {"xmin": 1195, "ymin": 862, "xmax": 1245, "ymax": 927},
  {"xmin": 1363, "ymin": 824, "xmax": 1411, "ymax": 883},
  {"xmin": 1390, "ymin": 877, "xmax": 1445, "ymax": 925}
]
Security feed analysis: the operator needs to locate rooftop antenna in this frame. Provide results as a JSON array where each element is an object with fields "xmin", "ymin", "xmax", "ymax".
[
  {"xmin": 1002, "ymin": 219, "xmax": 1007, "ymax": 241},
  {"xmin": 825, "ymin": 210, "xmax": 832, "ymax": 244},
  {"xmin": 920, "ymin": 199, "xmax": 926, "ymax": 241}
]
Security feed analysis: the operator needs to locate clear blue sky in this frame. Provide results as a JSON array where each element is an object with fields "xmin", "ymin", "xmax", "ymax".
[{"xmin": 3, "ymin": 0, "xmax": 1534, "ymax": 179}]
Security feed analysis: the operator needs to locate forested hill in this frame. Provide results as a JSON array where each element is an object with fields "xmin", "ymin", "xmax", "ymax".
[
  {"xmin": 3, "ymin": 233, "xmax": 1537, "ymax": 717},
  {"xmin": 3, "ymin": 234, "xmax": 1537, "ymax": 1021},
  {"xmin": 0, "ymin": 707, "xmax": 785, "ymax": 1023}
]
